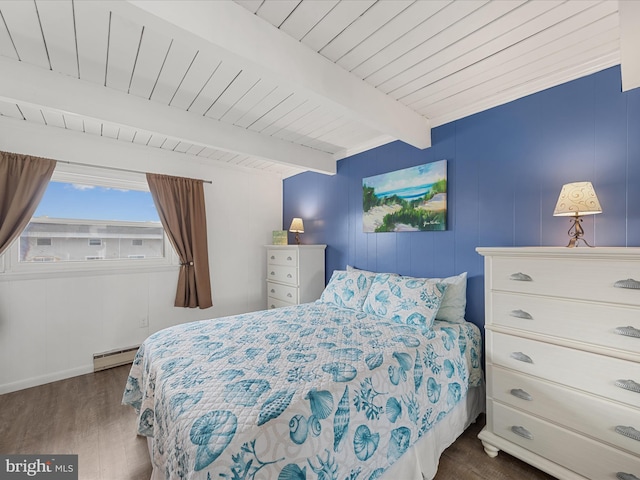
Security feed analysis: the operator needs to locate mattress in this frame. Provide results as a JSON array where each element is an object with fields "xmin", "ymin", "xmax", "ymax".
[{"xmin": 123, "ymin": 302, "xmax": 483, "ymax": 480}]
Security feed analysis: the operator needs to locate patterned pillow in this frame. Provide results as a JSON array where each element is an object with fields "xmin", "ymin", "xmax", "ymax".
[
  {"xmin": 349, "ymin": 266, "xmax": 468, "ymax": 323},
  {"xmin": 362, "ymin": 273, "xmax": 447, "ymax": 331},
  {"xmin": 318, "ymin": 270, "xmax": 375, "ymax": 310}
]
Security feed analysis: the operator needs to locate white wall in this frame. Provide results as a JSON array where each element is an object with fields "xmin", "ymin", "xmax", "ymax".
[{"xmin": 0, "ymin": 117, "xmax": 283, "ymax": 393}]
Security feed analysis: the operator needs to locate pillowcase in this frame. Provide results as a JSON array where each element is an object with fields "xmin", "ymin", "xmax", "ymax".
[
  {"xmin": 346, "ymin": 265, "xmax": 374, "ymax": 275},
  {"xmin": 319, "ymin": 270, "xmax": 375, "ymax": 310},
  {"xmin": 432, "ymin": 272, "xmax": 467, "ymax": 323},
  {"xmin": 362, "ymin": 273, "xmax": 447, "ymax": 332},
  {"xmin": 349, "ymin": 266, "xmax": 468, "ymax": 323}
]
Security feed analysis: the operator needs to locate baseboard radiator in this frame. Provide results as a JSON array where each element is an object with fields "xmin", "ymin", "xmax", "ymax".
[{"xmin": 93, "ymin": 345, "xmax": 140, "ymax": 372}]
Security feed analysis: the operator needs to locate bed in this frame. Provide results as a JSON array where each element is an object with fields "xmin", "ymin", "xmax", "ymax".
[{"xmin": 123, "ymin": 270, "xmax": 484, "ymax": 480}]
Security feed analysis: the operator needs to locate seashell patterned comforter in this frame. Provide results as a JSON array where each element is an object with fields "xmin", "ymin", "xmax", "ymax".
[{"xmin": 123, "ymin": 301, "xmax": 483, "ymax": 480}]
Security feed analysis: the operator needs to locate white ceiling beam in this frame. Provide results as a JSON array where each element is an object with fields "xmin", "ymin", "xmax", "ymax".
[
  {"xmin": 619, "ymin": 0, "xmax": 640, "ymax": 92},
  {"xmin": 120, "ymin": 0, "xmax": 431, "ymax": 149},
  {"xmin": 0, "ymin": 57, "xmax": 336, "ymax": 174}
]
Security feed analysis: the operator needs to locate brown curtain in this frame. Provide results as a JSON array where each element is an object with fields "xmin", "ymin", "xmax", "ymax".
[
  {"xmin": 146, "ymin": 173, "xmax": 212, "ymax": 309},
  {"xmin": 0, "ymin": 152, "xmax": 56, "ymax": 256}
]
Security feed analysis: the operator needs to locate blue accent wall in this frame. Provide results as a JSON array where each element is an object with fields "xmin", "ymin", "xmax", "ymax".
[{"xmin": 283, "ymin": 66, "xmax": 640, "ymax": 331}]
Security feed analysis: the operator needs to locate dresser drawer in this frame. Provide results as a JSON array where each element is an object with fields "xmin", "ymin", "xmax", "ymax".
[
  {"xmin": 491, "ymin": 256, "xmax": 640, "ymax": 306},
  {"xmin": 488, "ymin": 331, "xmax": 640, "ymax": 409},
  {"xmin": 489, "ymin": 365, "xmax": 640, "ymax": 456},
  {"xmin": 491, "ymin": 292, "xmax": 640, "ymax": 357},
  {"xmin": 490, "ymin": 402, "xmax": 640, "ymax": 480},
  {"xmin": 267, "ymin": 265, "xmax": 298, "ymax": 285},
  {"xmin": 268, "ymin": 297, "xmax": 295, "ymax": 309},
  {"xmin": 267, "ymin": 281, "xmax": 298, "ymax": 303},
  {"xmin": 267, "ymin": 249, "xmax": 298, "ymax": 267}
]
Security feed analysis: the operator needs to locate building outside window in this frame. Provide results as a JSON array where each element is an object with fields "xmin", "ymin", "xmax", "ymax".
[{"xmin": 20, "ymin": 218, "xmax": 164, "ymax": 262}]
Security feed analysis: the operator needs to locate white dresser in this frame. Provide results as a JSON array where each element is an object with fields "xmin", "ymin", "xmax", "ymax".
[
  {"xmin": 266, "ymin": 245, "xmax": 326, "ymax": 309},
  {"xmin": 476, "ymin": 247, "xmax": 640, "ymax": 480}
]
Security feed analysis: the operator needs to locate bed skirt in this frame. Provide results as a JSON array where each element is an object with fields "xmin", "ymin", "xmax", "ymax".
[{"xmin": 146, "ymin": 381, "xmax": 485, "ymax": 480}]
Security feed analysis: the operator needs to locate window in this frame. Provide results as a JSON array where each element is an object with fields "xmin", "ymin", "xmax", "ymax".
[
  {"xmin": 1, "ymin": 164, "xmax": 176, "ymax": 275},
  {"xmin": 18, "ymin": 180, "xmax": 165, "ymax": 264}
]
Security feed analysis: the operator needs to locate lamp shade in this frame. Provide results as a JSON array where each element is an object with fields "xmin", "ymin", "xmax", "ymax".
[
  {"xmin": 289, "ymin": 217, "xmax": 304, "ymax": 233},
  {"xmin": 553, "ymin": 182, "xmax": 602, "ymax": 217}
]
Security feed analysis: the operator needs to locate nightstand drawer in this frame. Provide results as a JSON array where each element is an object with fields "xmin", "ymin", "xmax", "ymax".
[
  {"xmin": 491, "ymin": 292, "xmax": 640, "ymax": 357},
  {"xmin": 491, "ymin": 256, "xmax": 640, "ymax": 306},
  {"xmin": 491, "ymin": 402, "xmax": 640, "ymax": 480},
  {"xmin": 267, "ymin": 281, "xmax": 298, "ymax": 303},
  {"xmin": 489, "ymin": 365, "xmax": 640, "ymax": 456},
  {"xmin": 489, "ymin": 331, "xmax": 640, "ymax": 409},
  {"xmin": 267, "ymin": 249, "xmax": 298, "ymax": 267},
  {"xmin": 268, "ymin": 297, "xmax": 294, "ymax": 309},
  {"xmin": 267, "ymin": 265, "xmax": 298, "ymax": 285}
]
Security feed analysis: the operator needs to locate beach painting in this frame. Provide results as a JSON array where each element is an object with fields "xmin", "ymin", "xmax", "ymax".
[{"xmin": 362, "ymin": 160, "xmax": 447, "ymax": 232}]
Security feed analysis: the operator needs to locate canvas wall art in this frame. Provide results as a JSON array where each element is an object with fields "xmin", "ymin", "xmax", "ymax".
[{"xmin": 362, "ymin": 160, "xmax": 447, "ymax": 232}]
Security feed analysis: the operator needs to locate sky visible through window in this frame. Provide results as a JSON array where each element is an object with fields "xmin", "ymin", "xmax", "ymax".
[{"xmin": 33, "ymin": 181, "xmax": 160, "ymax": 222}]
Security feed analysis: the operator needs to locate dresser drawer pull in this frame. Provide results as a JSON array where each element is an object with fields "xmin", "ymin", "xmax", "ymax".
[
  {"xmin": 270, "ymin": 255, "xmax": 275, "ymax": 260},
  {"xmin": 615, "ymin": 425, "xmax": 640, "ymax": 442},
  {"xmin": 614, "ymin": 278, "xmax": 640, "ymax": 289},
  {"xmin": 614, "ymin": 326, "xmax": 640, "ymax": 338},
  {"xmin": 615, "ymin": 379, "xmax": 640, "ymax": 393},
  {"xmin": 511, "ymin": 425, "xmax": 534, "ymax": 440},
  {"xmin": 510, "ymin": 352, "xmax": 533, "ymax": 364},
  {"xmin": 617, "ymin": 473, "xmax": 640, "ymax": 480},
  {"xmin": 270, "ymin": 271, "xmax": 275, "ymax": 276},
  {"xmin": 287, "ymin": 256, "xmax": 293, "ymax": 261},
  {"xmin": 509, "ymin": 272, "xmax": 532, "ymax": 282},
  {"xmin": 510, "ymin": 388, "xmax": 533, "ymax": 401},
  {"xmin": 270, "ymin": 304, "xmax": 276, "ymax": 309},
  {"xmin": 509, "ymin": 309, "xmax": 533, "ymax": 320},
  {"xmin": 287, "ymin": 293, "xmax": 292, "ymax": 298},
  {"xmin": 287, "ymin": 274, "xmax": 293, "ymax": 278},
  {"xmin": 270, "ymin": 289, "xmax": 275, "ymax": 293}
]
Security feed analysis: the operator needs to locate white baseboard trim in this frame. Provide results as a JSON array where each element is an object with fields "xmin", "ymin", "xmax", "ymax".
[{"xmin": 0, "ymin": 364, "xmax": 94, "ymax": 395}]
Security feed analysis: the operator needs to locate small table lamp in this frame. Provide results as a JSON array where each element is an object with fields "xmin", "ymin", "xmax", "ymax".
[
  {"xmin": 289, "ymin": 217, "xmax": 304, "ymax": 245},
  {"xmin": 553, "ymin": 181, "xmax": 602, "ymax": 247}
]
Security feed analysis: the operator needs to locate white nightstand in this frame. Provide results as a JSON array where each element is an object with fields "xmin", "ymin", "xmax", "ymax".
[{"xmin": 266, "ymin": 245, "xmax": 326, "ymax": 309}]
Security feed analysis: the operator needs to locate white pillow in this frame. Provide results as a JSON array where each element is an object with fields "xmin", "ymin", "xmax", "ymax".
[
  {"xmin": 432, "ymin": 272, "xmax": 467, "ymax": 323},
  {"xmin": 347, "ymin": 266, "xmax": 467, "ymax": 323}
]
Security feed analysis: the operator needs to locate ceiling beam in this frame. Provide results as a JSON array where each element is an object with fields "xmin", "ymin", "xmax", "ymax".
[
  {"xmin": 119, "ymin": 0, "xmax": 431, "ymax": 149},
  {"xmin": 0, "ymin": 56, "xmax": 336, "ymax": 174},
  {"xmin": 620, "ymin": 0, "xmax": 640, "ymax": 92}
]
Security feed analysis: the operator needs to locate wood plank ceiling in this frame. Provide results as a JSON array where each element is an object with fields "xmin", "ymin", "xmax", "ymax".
[{"xmin": 0, "ymin": 1, "xmax": 634, "ymax": 178}]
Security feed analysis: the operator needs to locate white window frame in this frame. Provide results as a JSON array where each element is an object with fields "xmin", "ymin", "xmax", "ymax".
[{"xmin": 0, "ymin": 163, "xmax": 179, "ymax": 280}]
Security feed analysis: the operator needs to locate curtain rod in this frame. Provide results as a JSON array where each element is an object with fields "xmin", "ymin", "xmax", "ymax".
[{"xmin": 58, "ymin": 160, "xmax": 213, "ymax": 184}]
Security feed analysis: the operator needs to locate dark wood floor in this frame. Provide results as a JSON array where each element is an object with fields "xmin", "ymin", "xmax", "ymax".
[{"xmin": 0, "ymin": 365, "xmax": 556, "ymax": 480}]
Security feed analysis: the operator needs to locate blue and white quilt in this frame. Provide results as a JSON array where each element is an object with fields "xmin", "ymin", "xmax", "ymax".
[{"xmin": 123, "ymin": 302, "xmax": 482, "ymax": 480}]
